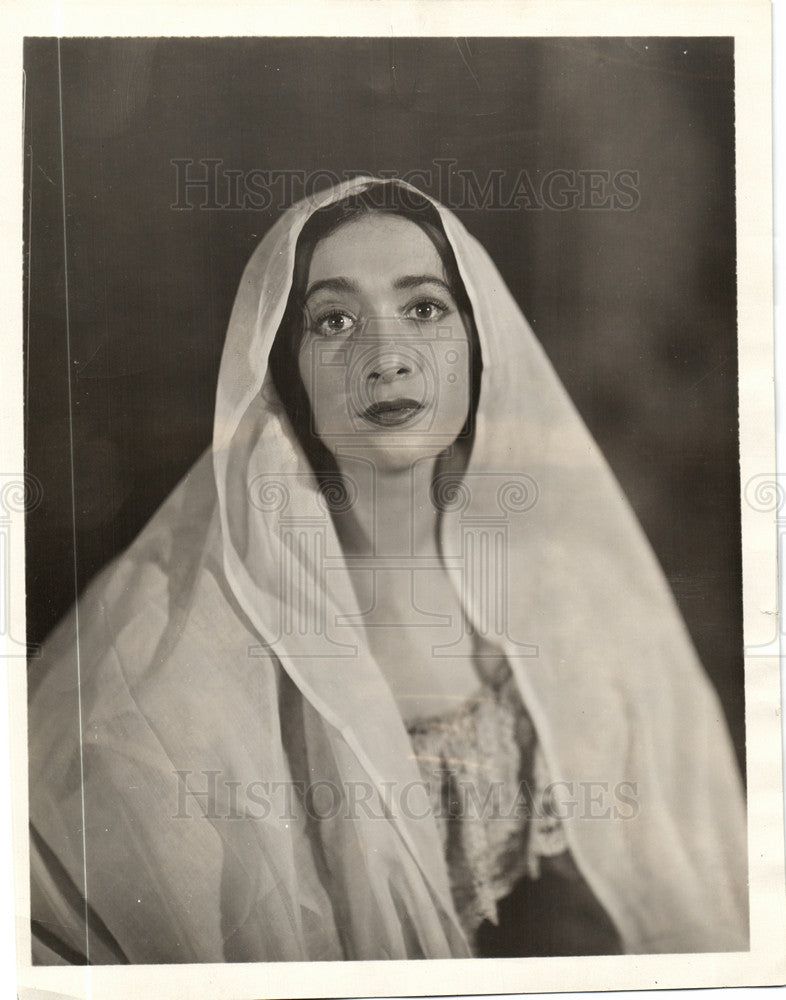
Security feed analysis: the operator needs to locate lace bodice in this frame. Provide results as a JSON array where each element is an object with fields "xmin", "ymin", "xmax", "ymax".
[{"xmin": 406, "ymin": 657, "xmax": 568, "ymax": 947}]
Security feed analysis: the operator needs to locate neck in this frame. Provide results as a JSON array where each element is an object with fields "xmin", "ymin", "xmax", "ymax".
[{"xmin": 330, "ymin": 449, "xmax": 443, "ymax": 558}]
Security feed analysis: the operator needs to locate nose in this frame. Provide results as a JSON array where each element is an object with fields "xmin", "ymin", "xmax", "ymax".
[
  {"xmin": 362, "ymin": 316, "xmax": 418, "ymax": 384},
  {"xmin": 370, "ymin": 359, "xmax": 412, "ymax": 384}
]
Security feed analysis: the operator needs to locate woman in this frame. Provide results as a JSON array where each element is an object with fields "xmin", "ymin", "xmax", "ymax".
[{"xmin": 28, "ymin": 177, "xmax": 748, "ymax": 963}]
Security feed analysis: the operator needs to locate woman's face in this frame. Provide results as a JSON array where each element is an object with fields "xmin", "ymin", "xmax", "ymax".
[{"xmin": 297, "ymin": 213, "xmax": 472, "ymax": 472}]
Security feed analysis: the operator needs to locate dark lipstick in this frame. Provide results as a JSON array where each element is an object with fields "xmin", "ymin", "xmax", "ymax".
[{"xmin": 361, "ymin": 398, "xmax": 425, "ymax": 427}]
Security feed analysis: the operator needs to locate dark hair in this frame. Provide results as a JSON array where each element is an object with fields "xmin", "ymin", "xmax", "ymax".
[{"xmin": 268, "ymin": 181, "xmax": 483, "ymax": 487}]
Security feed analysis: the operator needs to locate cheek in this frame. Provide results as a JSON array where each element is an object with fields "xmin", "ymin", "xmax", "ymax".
[
  {"xmin": 298, "ymin": 340, "xmax": 350, "ymax": 429},
  {"xmin": 436, "ymin": 335, "xmax": 472, "ymax": 413},
  {"xmin": 448, "ymin": 370, "xmax": 471, "ymax": 426}
]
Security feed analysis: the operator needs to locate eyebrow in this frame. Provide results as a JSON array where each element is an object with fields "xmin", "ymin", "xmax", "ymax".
[
  {"xmin": 304, "ymin": 274, "xmax": 453, "ymax": 301},
  {"xmin": 304, "ymin": 277, "xmax": 358, "ymax": 300},
  {"xmin": 394, "ymin": 274, "xmax": 452, "ymax": 294}
]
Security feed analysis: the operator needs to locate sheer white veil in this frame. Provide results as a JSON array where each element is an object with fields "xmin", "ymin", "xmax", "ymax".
[
  {"xmin": 28, "ymin": 175, "xmax": 748, "ymax": 962},
  {"xmin": 214, "ymin": 175, "xmax": 748, "ymax": 953}
]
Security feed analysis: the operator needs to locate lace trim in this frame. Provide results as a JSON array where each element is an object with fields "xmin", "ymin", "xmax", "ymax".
[{"xmin": 406, "ymin": 662, "xmax": 567, "ymax": 943}]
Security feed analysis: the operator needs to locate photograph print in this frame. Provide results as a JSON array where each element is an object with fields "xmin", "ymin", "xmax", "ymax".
[{"xmin": 22, "ymin": 35, "xmax": 749, "ymax": 967}]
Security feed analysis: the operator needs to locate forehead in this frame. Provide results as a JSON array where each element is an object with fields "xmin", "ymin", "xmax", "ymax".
[{"xmin": 307, "ymin": 213, "xmax": 445, "ymax": 285}]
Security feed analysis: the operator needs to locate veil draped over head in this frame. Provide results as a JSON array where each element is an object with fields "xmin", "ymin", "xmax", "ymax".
[{"xmin": 29, "ymin": 177, "xmax": 748, "ymax": 964}]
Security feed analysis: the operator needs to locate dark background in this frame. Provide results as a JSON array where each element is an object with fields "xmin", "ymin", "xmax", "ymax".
[{"xmin": 23, "ymin": 37, "xmax": 742, "ymax": 765}]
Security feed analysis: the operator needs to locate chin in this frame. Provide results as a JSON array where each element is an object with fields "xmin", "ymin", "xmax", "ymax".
[{"xmin": 349, "ymin": 434, "xmax": 462, "ymax": 474}]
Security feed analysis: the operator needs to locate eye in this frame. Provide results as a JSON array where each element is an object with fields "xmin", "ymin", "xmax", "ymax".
[
  {"xmin": 405, "ymin": 298, "xmax": 450, "ymax": 322},
  {"xmin": 313, "ymin": 309, "xmax": 356, "ymax": 336}
]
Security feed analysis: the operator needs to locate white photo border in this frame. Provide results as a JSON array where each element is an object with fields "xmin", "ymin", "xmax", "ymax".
[{"xmin": 1, "ymin": 2, "xmax": 783, "ymax": 998}]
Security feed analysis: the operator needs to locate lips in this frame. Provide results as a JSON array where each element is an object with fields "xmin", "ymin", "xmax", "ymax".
[{"xmin": 361, "ymin": 397, "xmax": 425, "ymax": 427}]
